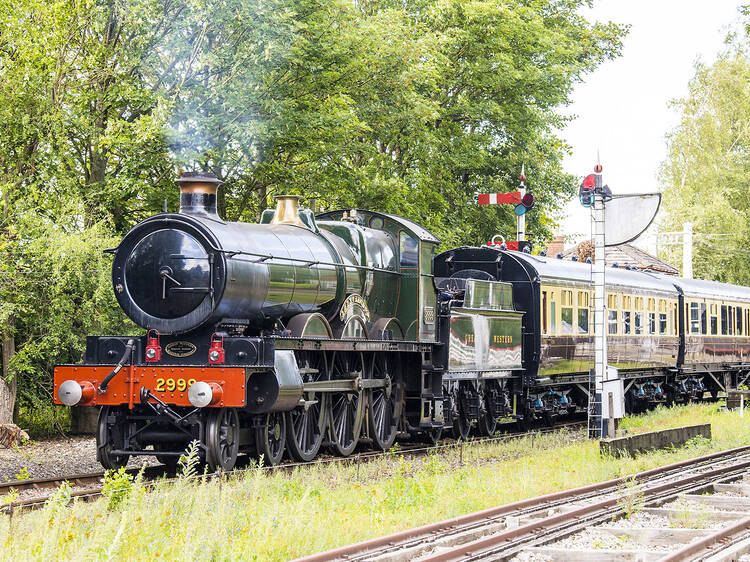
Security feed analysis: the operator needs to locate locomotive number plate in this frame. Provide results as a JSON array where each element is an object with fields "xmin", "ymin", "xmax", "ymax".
[{"xmin": 155, "ymin": 377, "xmax": 196, "ymax": 392}]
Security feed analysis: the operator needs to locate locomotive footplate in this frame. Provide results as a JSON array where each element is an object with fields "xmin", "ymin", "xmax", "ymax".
[{"xmin": 273, "ymin": 337, "xmax": 433, "ymax": 353}]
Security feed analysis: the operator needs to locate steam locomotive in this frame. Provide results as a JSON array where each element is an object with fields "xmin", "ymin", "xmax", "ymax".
[{"xmin": 54, "ymin": 173, "xmax": 750, "ymax": 471}]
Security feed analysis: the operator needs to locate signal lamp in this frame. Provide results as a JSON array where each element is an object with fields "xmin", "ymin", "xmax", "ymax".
[
  {"xmin": 579, "ymin": 174, "xmax": 595, "ymax": 207},
  {"xmin": 514, "ymin": 193, "xmax": 534, "ymax": 215}
]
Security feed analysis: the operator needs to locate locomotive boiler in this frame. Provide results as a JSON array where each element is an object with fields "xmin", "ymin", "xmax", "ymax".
[{"xmin": 113, "ymin": 172, "xmax": 399, "ymax": 335}]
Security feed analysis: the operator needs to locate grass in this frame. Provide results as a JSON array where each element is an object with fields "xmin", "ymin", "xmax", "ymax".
[
  {"xmin": 1, "ymin": 402, "xmax": 749, "ymax": 560},
  {"xmin": 14, "ymin": 405, "xmax": 71, "ymax": 438}
]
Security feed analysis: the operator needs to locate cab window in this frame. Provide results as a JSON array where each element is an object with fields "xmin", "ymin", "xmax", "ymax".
[{"xmin": 399, "ymin": 232, "xmax": 418, "ymax": 268}]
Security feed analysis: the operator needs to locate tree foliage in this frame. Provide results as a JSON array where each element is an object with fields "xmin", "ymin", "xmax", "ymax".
[
  {"xmin": 0, "ymin": 0, "xmax": 625, "ymax": 421},
  {"xmin": 660, "ymin": 26, "xmax": 750, "ymax": 284}
]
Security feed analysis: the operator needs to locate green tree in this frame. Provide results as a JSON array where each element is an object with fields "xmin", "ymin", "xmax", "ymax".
[
  {"xmin": 167, "ymin": 0, "xmax": 625, "ymax": 249},
  {"xmin": 660, "ymin": 28, "xmax": 750, "ymax": 284}
]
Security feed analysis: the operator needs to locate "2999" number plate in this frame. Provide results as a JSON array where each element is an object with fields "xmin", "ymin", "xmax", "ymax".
[{"xmin": 155, "ymin": 378, "xmax": 196, "ymax": 392}]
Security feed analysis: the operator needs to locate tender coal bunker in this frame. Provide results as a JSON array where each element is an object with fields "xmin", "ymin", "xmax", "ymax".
[{"xmin": 124, "ymin": 229, "xmax": 210, "ymax": 319}]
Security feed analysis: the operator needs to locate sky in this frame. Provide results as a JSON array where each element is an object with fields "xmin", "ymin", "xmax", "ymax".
[{"xmin": 557, "ymin": 0, "xmax": 743, "ymax": 253}]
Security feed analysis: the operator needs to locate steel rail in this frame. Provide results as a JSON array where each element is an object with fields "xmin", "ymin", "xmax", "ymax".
[
  {"xmin": 1, "ymin": 422, "xmax": 587, "ymax": 514},
  {"xmin": 658, "ymin": 516, "xmax": 750, "ymax": 562},
  {"xmin": 423, "ymin": 456, "xmax": 750, "ymax": 561},
  {"xmin": 296, "ymin": 445, "xmax": 750, "ymax": 562}
]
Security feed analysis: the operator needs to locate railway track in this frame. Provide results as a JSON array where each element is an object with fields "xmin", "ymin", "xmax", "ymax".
[
  {"xmin": 298, "ymin": 445, "xmax": 750, "ymax": 562},
  {"xmin": 0, "ymin": 419, "xmax": 587, "ymax": 513}
]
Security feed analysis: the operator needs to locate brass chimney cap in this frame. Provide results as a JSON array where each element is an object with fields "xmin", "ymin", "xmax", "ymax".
[
  {"xmin": 271, "ymin": 194, "xmax": 304, "ymax": 226},
  {"xmin": 176, "ymin": 171, "xmax": 222, "ymax": 194}
]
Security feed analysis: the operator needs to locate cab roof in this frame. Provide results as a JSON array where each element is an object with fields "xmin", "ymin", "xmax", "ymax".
[{"xmin": 316, "ymin": 209, "xmax": 440, "ymax": 243}]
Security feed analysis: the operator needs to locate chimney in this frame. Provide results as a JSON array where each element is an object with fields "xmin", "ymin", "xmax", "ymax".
[
  {"xmin": 545, "ymin": 235, "xmax": 565, "ymax": 257},
  {"xmin": 270, "ymin": 195, "xmax": 304, "ymax": 227},
  {"xmin": 176, "ymin": 171, "xmax": 222, "ymax": 219}
]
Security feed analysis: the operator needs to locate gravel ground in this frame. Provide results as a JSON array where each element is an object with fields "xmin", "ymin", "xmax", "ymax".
[
  {"xmin": 0, "ymin": 435, "xmax": 153, "ymax": 481},
  {"xmin": 604, "ymin": 511, "xmax": 673, "ymax": 529}
]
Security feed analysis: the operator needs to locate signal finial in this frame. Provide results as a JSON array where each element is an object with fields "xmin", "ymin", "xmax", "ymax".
[
  {"xmin": 519, "ymin": 163, "xmax": 526, "ymax": 184},
  {"xmin": 594, "ymin": 150, "xmax": 602, "ymax": 173}
]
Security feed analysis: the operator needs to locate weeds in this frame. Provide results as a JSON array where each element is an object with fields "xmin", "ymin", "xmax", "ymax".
[
  {"xmin": 101, "ymin": 467, "xmax": 133, "ymax": 511},
  {"xmin": 684, "ymin": 435, "xmax": 712, "ymax": 449},
  {"xmin": 1, "ymin": 489, "xmax": 18, "ymax": 506},
  {"xmin": 616, "ymin": 477, "xmax": 644, "ymax": 519},
  {"xmin": 13, "ymin": 467, "xmax": 30, "ymax": 481},
  {"xmin": 668, "ymin": 498, "xmax": 713, "ymax": 529},
  {"xmin": 178, "ymin": 440, "xmax": 201, "ymax": 480}
]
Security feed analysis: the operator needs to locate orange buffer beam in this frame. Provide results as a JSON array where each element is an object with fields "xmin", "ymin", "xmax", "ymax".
[{"xmin": 53, "ymin": 365, "xmax": 247, "ymax": 408}]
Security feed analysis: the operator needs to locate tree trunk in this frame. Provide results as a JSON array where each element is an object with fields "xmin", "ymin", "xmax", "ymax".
[{"xmin": 0, "ymin": 316, "xmax": 17, "ymax": 424}]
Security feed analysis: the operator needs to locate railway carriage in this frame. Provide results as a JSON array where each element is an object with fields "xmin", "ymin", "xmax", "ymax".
[{"xmin": 669, "ymin": 276, "xmax": 750, "ymax": 395}]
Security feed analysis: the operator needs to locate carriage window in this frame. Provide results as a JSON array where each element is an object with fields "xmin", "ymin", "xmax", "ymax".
[
  {"xmin": 542, "ymin": 291, "xmax": 548, "ymax": 334},
  {"xmin": 690, "ymin": 302, "xmax": 700, "ymax": 334},
  {"xmin": 721, "ymin": 305, "xmax": 728, "ymax": 335},
  {"xmin": 561, "ymin": 290, "xmax": 573, "ymax": 306},
  {"xmin": 550, "ymin": 301, "xmax": 557, "ymax": 334},
  {"xmin": 648, "ymin": 313, "xmax": 656, "ymax": 334},
  {"xmin": 634, "ymin": 312, "xmax": 643, "ymax": 335},
  {"xmin": 728, "ymin": 307, "xmax": 735, "ymax": 335},
  {"xmin": 561, "ymin": 307, "xmax": 573, "ymax": 334},
  {"xmin": 711, "ymin": 316, "xmax": 718, "ymax": 335},
  {"xmin": 659, "ymin": 313, "xmax": 668, "ymax": 334},
  {"xmin": 608, "ymin": 310, "xmax": 618, "ymax": 334},
  {"xmin": 578, "ymin": 291, "xmax": 589, "ymax": 308},
  {"xmin": 700, "ymin": 303, "xmax": 707, "ymax": 334},
  {"xmin": 738, "ymin": 307, "xmax": 744, "ymax": 336},
  {"xmin": 608, "ymin": 294, "xmax": 618, "ymax": 309},
  {"xmin": 622, "ymin": 311, "xmax": 631, "ymax": 334},
  {"xmin": 399, "ymin": 232, "xmax": 418, "ymax": 268},
  {"xmin": 578, "ymin": 309, "xmax": 589, "ymax": 334}
]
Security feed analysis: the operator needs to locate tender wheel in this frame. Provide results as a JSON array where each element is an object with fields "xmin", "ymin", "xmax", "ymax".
[
  {"xmin": 328, "ymin": 351, "xmax": 365, "ymax": 456},
  {"xmin": 256, "ymin": 411, "xmax": 286, "ymax": 466},
  {"xmin": 451, "ymin": 386, "xmax": 472, "ymax": 440},
  {"xmin": 286, "ymin": 351, "xmax": 328, "ymax": 461},
  {"xmin": 477, "ymin": 412, "xmax": 497, "ymax": 436},
  {"xmin": 451, "ymin": 408, "xmax": 471, "ymax": 440},
  {"xmin": 368, "ymin": 353, "xmax": 403, "ymax": 451},
  {"xmin": 206, "ymin": 408, "xmax": 240, "ymax": 472},
  {"xmin": 97, "ymin": 406, "xmax": 130, "ymax": 470}
]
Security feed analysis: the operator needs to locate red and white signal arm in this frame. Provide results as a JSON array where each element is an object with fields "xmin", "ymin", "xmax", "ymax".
[{"xmin": 478, "ymin": 192, "xmax": 522, "ymax": 205}]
